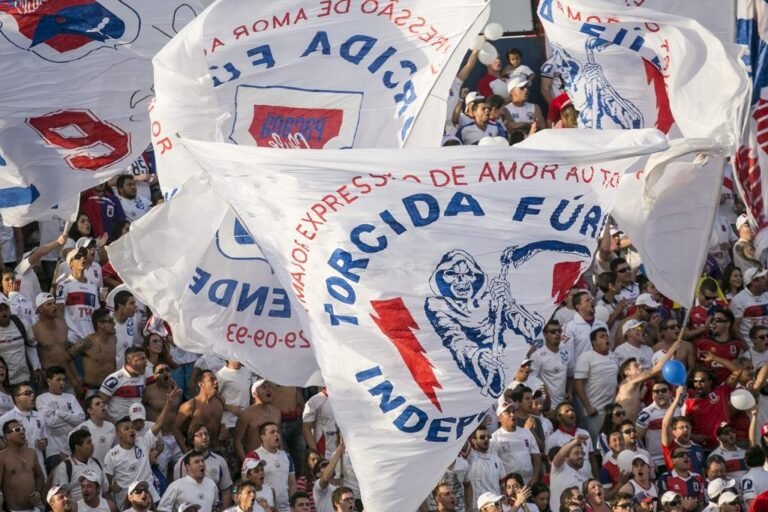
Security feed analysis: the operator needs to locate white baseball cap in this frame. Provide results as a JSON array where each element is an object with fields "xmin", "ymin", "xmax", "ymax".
[
  {"xmin": 47, "ymin": 484, "xmax": 69, "ymax": 503},
  {"xmin": 35, "ymin": 292, "xmax": 55, "ymax": 310},
  {"xmin": 129, "ymin": 403, "xmax": 146, "ymax": 421},
  {"xmin": 477, "ymin": 492, "xmax": 504, "ymax": 510}
]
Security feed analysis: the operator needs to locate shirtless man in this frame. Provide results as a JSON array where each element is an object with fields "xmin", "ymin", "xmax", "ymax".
[
  {"xmin": 32, "ymin": 293, "xmax": 82, "ymax": 396},
  {"xmin": 235, "ymin": 379, "xmax": 281, "ymax": 462},
  {"xmin": 615, "ymin": 339, "xmax": 681, "ymax": 421},
  {"xmin": 143, "ymin": 363, "xmax": 180, "ymax": 421},
  {"xmin": 272, "ymin": 384, "xmax": 305, "ymax": 468},
  {"xmin": 175, "ymin": 369, "xmax": 224, "ymax": 452},
  {"xmin": 0, "ymin": 419, "xmax": 44, "ymax": 511},
  {"xmin": 69, "ymin": 309, "xmax": 117, "ymax": 393}
]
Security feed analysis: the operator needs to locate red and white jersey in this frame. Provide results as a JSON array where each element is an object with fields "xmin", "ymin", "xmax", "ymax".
[
  {"xmin": 303, "ymin": 390, "xmax": 337, "ymax": 459},
  {"xmin": 99, "ymin": 367, "xmax": 145, "ymax": 420},
  {"xmin": 636, "ymin": 403, "xmax": 681, "ymax": 466},
  {"xmin": 55, "ymin": 276, "xmax": 99, "ymax": 343},
  {"xmin": 58, "ymin": 261, "xmax": 103, "ymax": 289},
  {"xmin": 708, "ymin": 446, "xmax": 747, "ymax": 481},
  {"xmin": 730, "ymin": 289, "xmax": 768, "ymax": 345}
]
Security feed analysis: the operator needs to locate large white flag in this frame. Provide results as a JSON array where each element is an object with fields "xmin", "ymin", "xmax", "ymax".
[
  {"xmin": 540, "ymin": 0, "xmax": 749, "ymax": 306},
  {"xmin": 110, "ymin": 0, "xmax": 490, "ymax": 371},
  {"xmin": 0, "ymin": 0, "xmax": 201, "ymax": 225},
  {"xmin": 182, "ymin": 128, "xmax": 669, "ymax": 512}
]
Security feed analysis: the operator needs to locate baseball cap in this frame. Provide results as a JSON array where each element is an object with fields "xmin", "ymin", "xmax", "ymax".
[
  {"xmin": 128, "ymin": 480, "xmax": 150, "ymax": 494},
  {"xmin": 178, "ymin": 502, "xmax": 202, "ymax": 512},
  {"xmin": 508, "ymin": 64, "xmax": 534, "ymax": 78},
  {"xmin": 66, "ymin": 246, "xmax": 87, "ymax": 265},
  {"xmin": 129, "ymin": 403, "xmax": 146, "ymax": 421},
  {"xmin": 632, "ymin": 453, "xmax": 650, "ymax": 466},
  {"xmin": 506, "ymin": 75, "xmax": 529, "ymax": 92},
  {"xmin": 737, "ymin": 213, "xmax": 751, "ymax": 231},
  {"xmin": 660, "ymin": 491, "xmax": 681, "ymax": 505},
  {"xmin": 47, "ymin": 484, "xmax": 69, "ymax": 503},
  {"xmin": 75, "ymin": 237, "xmax": 97, "ymax": 250},
  {"xmin": 635, "ymin": 293, "xmax": 661, "ymax": 309},
  {"xmin": 78, "ymin": 468, "xmax": 101, "ymax": 484},
  {"xmin": 715, "ymin": 422, "xmax": 734, "ymax": 437},
  {"xmin": 634, "ymin": 491, "xmax": 656, "ymax": 504},
  {"xmin": 477, "ymin": 492, "xmax": 504, "ymax": 510},
  {"xmin": 622, "ymin": 319, "xmax": 647, "ymax": 336},
  {"xmin": 35, "ymin": 292, "xmax": 55, "ymax": 310},
  {"xmin": 744, "ymin": 267, "xmax": 768, "ymax": 286},
  {"xmin": 251, "ymin": 378, "xmax": 267, "ymax": 395},
  {"xmin": 242, "ymin": 458, "xmax": 266, "ymax": 473},
  {"xmin": 671, "ymin": 447, "xmax": 690, "ymax": 458},
  {"xmin": 495, "ymin": 401, "xmax": 517, "ymax": 416},
  {"xmin": 718, "ymin": 491, "xmax": 740, "ymax": 506},
  {"xmin": 465, "ymin": 91, "xmax": 485, "ymax": 105},
  {"xmin": 707, "ymin": 477, "xmax": 737, "ymax": 500}
]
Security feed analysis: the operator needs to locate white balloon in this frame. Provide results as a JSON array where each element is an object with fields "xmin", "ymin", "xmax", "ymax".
[
  {"xmin": 730, "ymin": 388, "xmax": 756, "ymax": 410},
  {"xmin": 478, "ymin": 43, "xmax": 499, "ymax": 65},
  {"xmin": 470, "ymin": 35, "xmax": 486, "ymax": 52},
  {"xmin": 484, "ymin": 23, "xmax": 504, "ymax": 41},
  {"xmin": 478, "ymin": 136, "xmax": 509, "ymax": 147},
  {"xmin": 617, "ymin": 450, "xmax": 638, "ymax": 474}
]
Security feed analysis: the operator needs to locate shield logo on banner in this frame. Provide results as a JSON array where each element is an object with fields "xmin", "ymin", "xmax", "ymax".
[
  {"xmin": 229, "ymin": 84, "xmax": 362, "ymax": 149},
  {"xmin": 0, "ymin": 0, "xmax": 141, "ymax": 62},
  {"xmin": 215, "ymin": 208, "xmax": 270, "ymax": 262}
]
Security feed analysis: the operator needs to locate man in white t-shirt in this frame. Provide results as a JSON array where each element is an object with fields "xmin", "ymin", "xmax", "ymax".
[
  {"xmin": 173, "ymin": 424, "xmax": 233, "ymax": 508},
  {"xmin": 529, "ymin": 318, "xmax": 573, "ymax": 408},
  {"xmin": 243, "ymin": 458, "xmax": 276, "ymax": 511},
  {"xmin": 635, "ymin": 381, "xmax": 680, "ymax": 472},
  {"xmin": 0, "ymin": 294, "xmax": 39, "ymax": 385},
  {"xmin": 71, "ymin": 395, "xmax": 116, "ymax": 465},
  {"xmin": 574, "ymin": 326, "xmax": 619, "ymax": 441},
  {"xmin": 549, "ymin": 437, "xmax": 590, "ymax": 512},
  {"xmin": 55, "ymin": 247, "xmax": 99, "ymax": 343},
  {"xmin": 313, "ymin": 441, "xmax": 345, "ymax": 512},
  {"xmin": 104, "ymin": 387, "xmax": 179, "ymax": 505},
  {"xmin": 216, "ymin": 360, "xmax": 253, "ymax": 435},
  {"xmin": 158, "ymin": 451, "xmax": 219, "ymax": 512},
  {"xmin": 303, "ymin": 388, "xmax": 336, "ymax": 460},
  {"xmin": 490, "ymin": 401, "xmax": 541, "ymax": 485},
  {"xmin": 58, "ymin": 237, "xmax": 103, "ymax": 289},
  {"xmin": 36, "ymin": 365, "xmax": 85, "ymax": 470},
  {"xmin": 614, "ymin": 320, "xmax": 654, "ymax": 371},
  {"xmin": 730, "ymin": 267, "xmax": 768, "ymax": 345},
  {"xmin": 98, "ymin": 347, "xmax": 147, "ymax": 420},
  {"xmin": 112, "ymin": 290, "xmax": 140, "ymax": 369},
  {"xmin": 546, "ymin": 402, "xmax": 598, "ymax": 479},
  {"xmin": 116, "ymin": 175, "xmax": 151, "ymax": 222},
  {"xmin": 256, "ymin": 422, "xmax": 296, "ymax": 512},
  {"xmin": 564, "ymin": 291, "xmax": 608, "ymax": 362},
  {"xmin": 466, "ymin": 425, "xmax": 506, "ymax": 502}
]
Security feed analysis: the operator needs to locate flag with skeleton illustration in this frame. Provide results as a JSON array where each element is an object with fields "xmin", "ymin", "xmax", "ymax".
[
  {"xmin": 181, "ymin": 128, "xmax": 669, "ymax": 512},
  {"xmin": 539, "ymin": 0, "xmax": 749, "ymax": 306}
]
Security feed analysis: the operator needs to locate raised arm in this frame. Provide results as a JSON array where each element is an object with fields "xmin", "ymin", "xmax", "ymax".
[{"xmin": 662, "ymin": 385, "xmax": 685, "ymax": 448}]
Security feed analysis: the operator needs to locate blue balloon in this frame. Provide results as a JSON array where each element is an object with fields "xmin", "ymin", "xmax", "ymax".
[{"xmin": 662, "ymin": 360, "xmax": 687, "ymax": 386}]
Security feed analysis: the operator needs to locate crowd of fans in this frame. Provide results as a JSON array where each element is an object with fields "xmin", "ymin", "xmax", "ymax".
[{"xmin": 0, "ymin": 30, "xmax": 765, "ymax": 512}]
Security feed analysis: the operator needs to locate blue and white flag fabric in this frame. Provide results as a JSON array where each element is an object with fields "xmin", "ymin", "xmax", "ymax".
[
  {"xmin": 735, "ymin": 0, "xmax": 768, "ymax": 254},
  {"xmin": 111, "ymin": 0, "xmax": 489, "ymax": 378},
  {"xmin": 540, "ymin": 0, "xmax": 749, "ymax": 306},
  {"xmin": 0, "ymin": 0, "xmax": 201, "ymax": 225},
  {"xmin": 181, "ymin": 128, "xmax": 669, "ymax": 512}
]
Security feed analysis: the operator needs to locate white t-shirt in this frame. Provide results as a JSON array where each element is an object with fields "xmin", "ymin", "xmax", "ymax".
[
  {"xmin": 112, "ymin": 313, "xmax": 140, "ymax": 369},
  {"xmin": 529, "ymin": 344, "xmax": 573, "ymax": 408},
  {"xmin": 730, "ymin": 288, "xmax": 768, "ymax": 345},
  {"xmin": 613, "ymin": 342, "xmax": 654, "ymax": 371},
  {"xmin": 545, "ymin": 428, "xmax": 594, "ymax": 479},
  {"xmin": 36, "ymin": 391, "xmax": 85, "ymax": 456},
  {"xmin": 104, "ymin": 430, "xmax": 158, "ymax": 505},
  {"xmin": 313, "ymin": 479, "xmax": 337, "ymax": 512},
  {"xmin": 741, "ymin": 464, "xmax": 768, "ymax": 503},
  {"xmin": 490, "ymin": 427, "xmax": 539, "ymax": 483},
  {"xmin": 8, "ymin": 291, "xmax": 37, "ymax": 326},
  {"xmin": 173, "ymin": 450, "xmax": 233, "ymax": 491},
  {"xmin": 73, "ymin": 419, "xmax": 116, "ymax": 465},
  {"xmin": 51, "ymin": 457, "xmax": 107, "ymax": 501},
  {"xmin": 118, "ymin": 194, "xmax": 151, "ymax": 222},
  {"xmin": 216, "ymin": 366, "xmax": 253, "ymax": 429},
  {"xmin": 194, "ymin": 354, "xmax": 226, "ymax": 374},
  {"xmin": 635, "ymin": 403, "xmax": 681, "ymax": 466},
  {"xmin": 574, "ymin": 350, "xmax": 619, "ymax": 410},
  {"xmin": 99, "ymin": 367, "xmax": 145, "ymax": 420},
  {"xmin": 466, "ymin": 449, "xmax": 506, "ymax": 502},
  {"xmin": 455, "ymin": 120, "xmax": 506, "ymax": 145},
  {"xmin": 303, "ymin": 391, "xmax": 337, "ymax": 459},
  {"xmin": 564, "ymin": 315, "xmax": 608, "ymax": 363},
  {"xmin": 616, "ymin": 283, "xmax": 641, "ymax": 304},
  {"xmin": 0, "ymin": 317, "xmax": 35, "ymax": 384},
  {"xmin": 550, "ymin": 463, "xmax": 588, "ymax": 512},
  {"xmin": 157, "ymin": 475, "xmax": 218, "ymax": 512},
  {"xmin": 38, "ymin": 218, "xmax": 66, "ymax": 262},
  {"xmin": 256, "ymin": 446, "xmax": 295, "ymax": 512},
  {"xmin": 55, "ymin": 276, "xmax": 99, "ymax": 343}
]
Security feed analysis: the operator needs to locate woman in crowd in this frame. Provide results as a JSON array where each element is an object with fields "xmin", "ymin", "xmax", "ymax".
[
  {"xmin": 598, "ymin": 404, "xmax": 627, "ymax": 456},
  {"xmin": 720, "ymin": 265, "xmax": 743, "ymax": 302},
  {"xmin": 583, "ymin": 479, "xmax": 610, "ymax": 512}
]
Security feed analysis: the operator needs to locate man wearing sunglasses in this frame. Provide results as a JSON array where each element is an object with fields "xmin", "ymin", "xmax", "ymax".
[
  {"xmin": 501, "ymin": 76, "xmax": 544, "ymax": 141},
  {"xmin": 693, "ymin": 308, "xmax": 742, "ymax": 385},
  {"xmin": 684, "ymin": 366, "xmax": 741, "ymax": 450},
  {"xmin": 747, "ymin": 325, "xmax": 768, "ymax": 369},
  {"xmin": 125, "ymin": 480, "xmax": 152, "ymax": 512},
  {"xmin": 729, "ymin": 266, "xmax": 768, "ymax": 345},
  {"xmin": 686, "ymin": 279, "xmax": 725, "ymax": 340},
  {"xmin": 0, "ymin": 420, "xmax": 44, "ymax": 511},
  {"xmin": 55, "ymin": 246, "xmax": 100, "ymax": 345},
  {"xmin": 637, "ymin": 381, "xmax": 681, "ymax": 475},
  {"xmin": 657, "ymin": 446, "xmax": 705, "ymax": 510},
  {"xmin": 529, "ymin": 318, "xmax": 573, "ymax": 409}
]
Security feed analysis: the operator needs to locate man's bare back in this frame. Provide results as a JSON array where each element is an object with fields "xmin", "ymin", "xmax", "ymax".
[
  {"xmin": 0, "ymin": 446, "xmax": 42, "ymax": 510},
  {"xmin": 235, "ymin": 403, "xmax": 281, "ymax": 459},
  {"xmin": 177, "ymin": 396, "xmax": 225, "ymax": 450},
  {"xmin": 72, "ymin": 332, "xmax": 117, "ymax": 388}
]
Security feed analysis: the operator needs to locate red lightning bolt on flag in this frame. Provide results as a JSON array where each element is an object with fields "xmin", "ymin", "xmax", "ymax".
[{"xmin": 371, "ymin": 298, "xmax": 443, "ymax": 412}]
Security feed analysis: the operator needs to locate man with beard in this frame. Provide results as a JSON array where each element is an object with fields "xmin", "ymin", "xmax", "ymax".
[
  {"xmin": 433, "ymin": 481, "xmax": 458, "ymax": 512},
  {"xmin": 0, "ymin": 419, "xmax": 44, "ymax": 511},
  {"xmin": 546, "ymin": 401, "xmax": 599, "ymax": 479},
  {"xmin": 116, "ymin": 175, "xmax": 151, "ymax": 222},
  {"xmin": 693, "ymin": 308, "xmax": 742, "ymax": 384},
  {"xmin": 529, "ymin": 318, "xmax": 573, "ymax": 410},
  {"xmin": 549, "ymin": 437, "xmax": 590, "ymax": 512},
  {"xmin": 143, "ymin": 363, "xmax": 180, "ymax": 421},
  {"xmin": 71, "ymin": 309, "xmax": 117, "ymax": 397},
  {"xmin": 564, "ymin": 292, "xmax": 607, "ymax": 362},
  {"xmin": 33, "ymin": 293, "xmax": 81, "ymax": 395},
  {"xmin": 76, "ymin": 468, "xmax": 116, "ymax": 512},
  {"xmin": 173, "ymin": 424, "xmax": 233, "ymax": 508},
  {"xmin": 104, "ymin": 387, "xmax": 180, "ymax": 505},
  {"xmin": 662, "ymin": 387, "xmax": 705, "ymax": 474},
  {"xmin": 99, "ymin": 346, "xmax": 146, "ymax": 420},
  {"xmin": 501, "ymin": 473, "xmax": 533, "ymax": 512},
  {"xmin": 683, "ymin": 367, "xmax": 739, "ymax": 449},
  {"xmin": 226, "ymin": 480, "xmax": 265, "ymax": 512},
  {"xmin": 176, "ymin": 370, "xmax": 224, "ymax": 452},
  {"xmin": 124, "ymin": 481, "xmax": 153, "ymax": 512},
  {"xmin": 236, "ymin": 380, "xmax": 282, "ymax": 461},
  {"xmin": 657, "ymin": 446, "xmax": 705, "ymax": 508},
  {"xmin": 425, "ymin": 249, "xmax": 542, "ymax": 397},
  {"xmin": 256, "ymin": 422, "xmax": 296, "ymax": 512},
  {"xmin": 467, "ymin": 425, "xmax": 506, "ymax": 500},
  {"xmin": 158, "ymin": 452, "xmax": 218, "ymax": 512}
]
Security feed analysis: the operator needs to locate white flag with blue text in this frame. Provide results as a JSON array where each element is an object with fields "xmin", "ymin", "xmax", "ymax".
[
  {"xmin": 181, "ymin": 128, "xmax": 670, "ymax": 512},
  {"xmin": 0, "ymin": 0, "xmax": 201, "ymax": 225}
]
